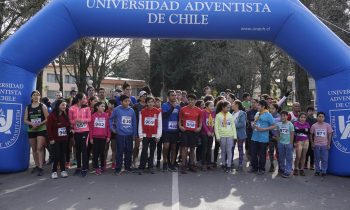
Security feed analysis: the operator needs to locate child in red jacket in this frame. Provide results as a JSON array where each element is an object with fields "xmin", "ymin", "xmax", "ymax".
[
  {"xmin": 90, "ymin": 102, "xmax": 111, "ymax": 175},
  {"xmin": 47, "ymin": 99, "xmax": 70, "ymax": 179},
  {"xmin": 138, "ymin": 96, "xmax": 162, "ymax": 174}
]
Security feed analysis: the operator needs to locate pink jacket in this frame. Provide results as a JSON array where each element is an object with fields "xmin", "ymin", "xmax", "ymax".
[
  {"xmin": 69, "ymin": 105, "xmax": 91, "ymax": 133},
  {"xmin": 89, "ymin": 112, "xmax": 111, "ymax": 140}
]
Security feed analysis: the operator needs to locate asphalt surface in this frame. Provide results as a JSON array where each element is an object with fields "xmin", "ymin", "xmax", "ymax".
[{"xmin": 1, "ymin": 153, "xmax": 349, "ymax": 210}]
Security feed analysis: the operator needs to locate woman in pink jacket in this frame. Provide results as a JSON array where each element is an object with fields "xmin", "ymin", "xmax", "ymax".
[
  {"xmin": 69, "ymin": 93, "xmax": 91, "ymax": 177},
  {"xmin": 90, "ymin": 102, "xmax": 111, "ymax": 175}
]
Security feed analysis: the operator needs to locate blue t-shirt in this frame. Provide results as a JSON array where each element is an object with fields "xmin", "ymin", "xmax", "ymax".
[
  {"xmin": 162, "ymin": 102, "xmax": 181, "ymax": 133},
  {"xmin": 252, "ymin": 112, "xmax": 275, "ymax": 143},
  {"xmin": 115, "ymin": 95, "xmax": 137, "ymax": 107},
  {"xmin": 276, "ymin": 121, "xmax": 294, "ymax": 144}
]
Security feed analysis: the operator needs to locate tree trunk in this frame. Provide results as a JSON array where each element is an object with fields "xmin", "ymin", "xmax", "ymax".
[
  {"xmin": 295, "ymin": 63, "xmax": 312, "ymax": 111},
  {"xmin": 36, "ymin": 71, "xmax": 43, "ymax": 93},
  {"xmin": 260, "ymin": 63, "xmax": 272, "ymax": 95}
]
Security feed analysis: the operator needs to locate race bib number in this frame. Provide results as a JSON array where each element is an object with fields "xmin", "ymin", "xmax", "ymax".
[
  {"xmin": 58, "ymin": 127, "xmax": 67, "ymax": 136},
  {"xmin": 168, "ymin": 121, "xmax": 178, "ymax": 130},
  {"xmin": 185, "ymin": 120, "xmax": 196, "ymax": 129},
  {"xmin": 94, "ymin": 118, "xmax": 106, "ymax": 128},
  {"xmin": 122, "ymin": 116, "xmax": 132, "ymax": 125},
  {"xmin": 31, "ymin": 118, "xmax": 41, "ymax": 124},
  {"xmin": 76, "ymin": 122, "xmax": 87, "ymax": 129},
  {"xmin": 206, "ymin": 118, "xmax": 213, "ymax": 127},
  {"xmin": 280, "ymin": 128, "xmax": 289, "ymax": 135},
  {"xmin": 144, "ymin": 117, "xmax": 155, "ymax": 126},
  {"xmin": 315, "ymin": 129, "xmax": 326, "ymax": 137}
]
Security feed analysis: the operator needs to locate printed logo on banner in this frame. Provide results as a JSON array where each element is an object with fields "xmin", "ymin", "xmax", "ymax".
[
  {"xmin": 329, "ymin": 109, "xmax": 350, "ymax": 154},
  {"xmin": 0, "ymin": 103, "xmax": 22, "ymax": 149}
]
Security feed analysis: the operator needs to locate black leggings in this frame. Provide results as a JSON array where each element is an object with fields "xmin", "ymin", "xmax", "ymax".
[
  {"xmin": 214, "ymin": 140, "xmax": 220, "ymax": 163},
  {"xmin": 74, "ymin": 132, "xmax": 89, "ymax": 170},
  {"xmin": 201, "ymin": 135, "xmax": 213, "ymax": 165},
  {"xmin": 157, "ymin": 137, "xmax": 163, "ymax": 162},
  {"xmin": 52, "ymin": 141, "xmax": 68, "ymax": 172},
  {"xmin": 93, "ymin": 138, "xmax": 106, "ymax": 169},
  {"xmin": 140, "ymin": 137, "xmax": 157, "ymax": 168}
]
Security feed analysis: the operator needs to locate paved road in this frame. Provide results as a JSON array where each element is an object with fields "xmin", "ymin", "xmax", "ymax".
[{"xmin": 1, "ymin": 157, "xmax": 349, "ymax": 210}]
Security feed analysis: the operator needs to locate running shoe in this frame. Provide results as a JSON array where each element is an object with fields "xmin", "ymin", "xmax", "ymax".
[
  {"xmin": 81, "ymin": 170, "xmax": 87, "ymax": 177},
  {"xmin": 315, "ymin": 172, "xmax": 321, "ymax": 176},
  {"xmin": 60, "ymin": 171, "xmax": 68, "ymax": 178},
  {"xmin": 65, "ymin": 162, "xmax": 71, "ymax": 169},
  {"xmin": 321, "ymin": 173, "xmax": 327, "ymax": 177},
  {"xmin": 95, "ymin": 168, "xmax": 102, "ymax": 175},
  {"xmin": 111, "ymin": 163, "xmax": 116, "ymax": 170},
  {"xmin": 37, "ymin": 168, "xmax": 44, "ymax": 176},
  {"xmin": 163, "ymin": 163, "xmax": 168, "ymax": 172},
  {"xmin": 282, "ymin": 173, "xmax": 291, "ymax": 178},
  {"xmin": 51, "ymin": 172, "xmax": 58, "ymax": 179},
  {"xmin": 299, "ymin": 170, "xmax": 306, "ymax": 176},
  {"xmin": 74, "ymin": 168, "xmax": 81, "ymax": 176},
  {"xmin": 293, "ymin": 169, "xmax": 299, "ymax": 176},
  {"xmin": 31, "ymin": 166, "xmax": 39, "ymax": 174}
]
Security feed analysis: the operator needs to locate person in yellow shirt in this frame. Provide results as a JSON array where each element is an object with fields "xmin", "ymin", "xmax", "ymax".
[{"xmin": 214, "ymin": 101, "xmax": 237, "ymax": 173}]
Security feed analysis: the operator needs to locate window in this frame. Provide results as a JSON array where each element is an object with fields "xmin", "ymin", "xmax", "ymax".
[
  {"xmin": 47, "ymin": 90, "xmax": 56, "ymax": 100},
  {"xmin": 64, "ymin": 75, "xmax": 75, "ymax": 84},
  {"xmin": 47, "ymin": 73, "xmax": 58, "ymax": 83}
]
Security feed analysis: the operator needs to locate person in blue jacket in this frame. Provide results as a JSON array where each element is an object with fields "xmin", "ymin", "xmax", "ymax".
[
  {"xmin": 115, "ymin": 82, "xmax": 137, "ymax": 106},
  {"xmin": 109, "ymin": 94, "xmax": 137, "ymax": 175}
]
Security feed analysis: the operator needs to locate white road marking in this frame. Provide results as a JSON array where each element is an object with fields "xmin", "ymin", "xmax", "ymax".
[{"xmin": 172, "ymin": 172, "xmax": 180, "ymax": 210}]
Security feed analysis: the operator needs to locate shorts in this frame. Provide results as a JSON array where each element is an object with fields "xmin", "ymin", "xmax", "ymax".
[
  {"xmin": 28, "ymin": 130, "xmax": 47, "ymax": 139},
  {"xmin": 181, "ymin": 131, "xmax": 198, "ymax": 148},
  {"xmin": 162, "ymin": 132, "xmax": 179, "ymax": 145},
  {"xmin": 295, "ymin": 140, "xmax": 309, "ymax": 150}
]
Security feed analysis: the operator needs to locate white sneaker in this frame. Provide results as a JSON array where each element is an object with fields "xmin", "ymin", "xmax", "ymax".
[
  {"xmin": 51, "ymin": 172, "xmax": 58, "ymax": 179},
  {"xmin": 60, "ymin": 171, "xmax": 68, "ymax": 178}
]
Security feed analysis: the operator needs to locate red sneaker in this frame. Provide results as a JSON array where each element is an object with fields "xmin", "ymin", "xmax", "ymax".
[
  {"xmin": 95, "ymin": 168, "xmax": 102, "ymax": 175},
  {"xmin": 111, "ymin": 163, "xmax": 116, "ymax": 170},
  {"xmin": 65, "ymin": 162, "xmax": 71, "ymax": 169}
]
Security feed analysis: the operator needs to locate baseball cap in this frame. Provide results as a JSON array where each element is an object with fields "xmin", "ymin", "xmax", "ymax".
[{"xmin": 139, "ymin": 91, "xmax": 147, "ymax": 97}]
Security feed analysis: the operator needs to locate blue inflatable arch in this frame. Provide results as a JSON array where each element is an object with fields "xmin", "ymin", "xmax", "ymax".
[{"xmin": 0, "ymin": 0, "xmax": 350, "ymax": 175}]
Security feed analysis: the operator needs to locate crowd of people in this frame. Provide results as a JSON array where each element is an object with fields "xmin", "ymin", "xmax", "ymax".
[{"xmin": 24, "ymin": 82, "xmax": 333, "ymax": 179}]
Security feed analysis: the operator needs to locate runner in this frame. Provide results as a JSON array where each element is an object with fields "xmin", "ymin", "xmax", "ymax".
[
  {"xmin": 179, "ymin": 94, "xmax": 202, "ymax": 174},
  {"xmin": 87, "ymin": 96, "xmax": 99, "ymax": 169},
  {"xmin": 138, "ymin": 96, "xmax": 162, "ymax": 174},
  {"xmin": 133, "ymin": 91, "xmax": 147, "ymax": 169},
  {"xmin": 268, "ymin": 103, "xmax": 281, "ymax": 173},
  {"xmin": 293, "ymin": 112, "xmax": 310, "ymax": 176},
  {"xmin": 305, "ymin": 107, "xmax": 317, "ymax": 170},
  {"xmin": 87, "ymin": 86, "xmax": 95, "ymax": 99},
  {"xmin": 310, "ymin": 112, "xmax": 333, "ymax": 177},
  {"xmin": 47, "ymin": 99, "xmax": 70, "ymax": 179},
  {"xmin": 201, "ymin": 101, "xmax": 215, "ymax": 171},
  {"xmin": 276, "ymin": 111, "xmax": 295, "ymax": 178},
  {"xmin": 250, "ymin": 100, "xmax": 276, "ymax": 175},
  {"xmin": 231, "ymin": 100, "xmax": 247, "ymax": 171},
  {"xmin": 288, "ymin": 102, "xmax": 301, "ymax": 123},
  {"xmin": 241, "ymin": 93, "xmax": 251, "ymax": 110},
  {"xmin": 69, "ymin": 93, "xmax": 91, "ymax": 177},
  {"xmin": 90, "ymin": 102, "xmax": 110, "ymax": 175},
  {"xmin": 98, "ymin": 87, "xmax": 109, "ymax": 105},
  {"xmin": 109, "ymin": 95, "xmax": 137, "ymax": 175},
  {"xmin": 213, "ymin": 96, "xmax": 226, "ymax": 168},
  {"xmin": 161, "ymin": 90, "xmax": 181, "ymax": 171},
  {"xmin": 115, "ymin": 82, "xmax": 137, "ymax": 106},
  {"xmin": 246, "ymin": 99, "xmax": 258, "ymax": 165},
  {"xmin": 195, "ymin": 100, "xmax": 205, "ymax": 164},
  {"xmin": 214, "ymin": 101, "xmax": 237, "ymax": 173},
  {"xmin": 105, "ymin": 99, "xmax": 117, "ymax": 170},
  {"xmin": 24, "ymin": 90, "xmax": 49, "ymax": 176}
]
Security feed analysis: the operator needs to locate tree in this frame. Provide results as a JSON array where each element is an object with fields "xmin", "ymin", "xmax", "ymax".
[
  {"xmin": 0, "ymin": 0, "xmax": 47, "ymax": 42},
  {"xmin": 64, "ymin": 38, "xmax": 98, "ymax": 92},
  {"xmin": 90, "ymin": 38, "xmax": 130, "ymax": 90},
  {"xmin": 125, "ymin": 39, "xmax": 150, "ymax": 82}
]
